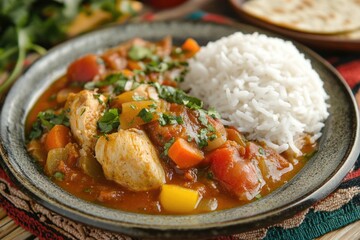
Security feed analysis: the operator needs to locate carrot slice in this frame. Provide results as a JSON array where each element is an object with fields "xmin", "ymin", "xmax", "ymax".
[
  {"xmin": 181, "ymin": 38, "xmax": 200, "ymax": 57},
  {"xmin": 167, "ymin": 138, "xmax": 204, "ymax": 169},
  {"xmin": 45, "ymin": 125, "xmax": 71, "ymax": 151}
]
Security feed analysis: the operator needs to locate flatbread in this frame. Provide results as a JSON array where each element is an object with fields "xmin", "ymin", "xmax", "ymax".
[{"xmin": 242, "ymin": 0, "xmax": 360, "ymax": 34}]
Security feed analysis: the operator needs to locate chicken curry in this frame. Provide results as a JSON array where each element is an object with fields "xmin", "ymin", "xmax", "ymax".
[{"xmin": 26, "ymin": 37, "xmax": 316, "ymax": 214}]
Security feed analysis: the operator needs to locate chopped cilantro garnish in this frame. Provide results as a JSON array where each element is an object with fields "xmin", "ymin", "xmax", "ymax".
[
  {"xmin": 198, "ymin": 110, "xmax": 209, "ymax": 126},
  {"xmin": 163, "ymin": 137, "xmax": 175, "ymax": 156},
  {"xmin": 146, "ymin": 61, "xmax": 169, "ymax": 73},
  {"xmin": 53, "ymin": 172, "xmax": 64, "ymax": 181},
  {"xmin": 97, "ymin": 108, "xmax": 120, "ymax": 133},
  {"xmin": 207, "ymin": 171, "xmax": 214, "ymax": 180},
  {"xmin": 207, "ymin": 108, "xmax": 221, "ymax": 119},
  {"xmin": 132, "ymin": 94, "xmax": 146, "ymax": 101},
  {"xmin": 197, "ymin": 128, "xmax": 209, "ymax": 148},
  {"xmin": 85, "ymin": 73, "xmax": 129, "ymax": 95},
  {"xmin": 159, "ymin": 113, "xmax": 183, "ymax": 126},
  {"xmin": 93, "ymin": 93, "xmax": 104, "ymax": 104},
  {"xmin": 152, "ymin": 82, "xmax": 203, "ymax": 109},
  {"xmin": 128, "ymin": 45, "xmax": 152, "ymax": 61},
  {"xmin": 209, "ymin": 134, "xmax": 217, "ymax": 141},
  {"xmin": 137, "ymin": 108, "xmax": 154, "ymax": 123},
  {"xmin": 258, "ymin": 147, "xmax": 265, "ymax": 155},
  {"xmin": 28, "ymin": 110, "xmax": 69, "ymax": 140},
  {"xmin": 172, "ymin": 47, "xmax": 184, "ymax": 56}
]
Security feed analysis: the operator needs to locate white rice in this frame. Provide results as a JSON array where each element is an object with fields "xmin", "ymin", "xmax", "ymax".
[{"xmin": 182, "ymin": 32, "xmax": 329, "ymax": 155}]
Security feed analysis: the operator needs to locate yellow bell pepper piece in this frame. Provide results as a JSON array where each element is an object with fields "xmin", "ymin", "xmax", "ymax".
[
  {"xmin": 120, "ymin": 100, "xmax": 159, "ymax": 129},
  {"xmin": 159, "ymin": 184, "xmax": 199, "ymax": 213}
]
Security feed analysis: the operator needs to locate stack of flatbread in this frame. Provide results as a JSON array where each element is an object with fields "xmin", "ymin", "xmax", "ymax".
[{"xmin": 242, "ymin": 0, "xmax": 360, "ymax": 39}]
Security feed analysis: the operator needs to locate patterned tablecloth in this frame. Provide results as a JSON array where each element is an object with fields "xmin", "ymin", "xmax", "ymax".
[{"xmin": 1, "ymin": 1, "xmax": 360, "ymax": 239}]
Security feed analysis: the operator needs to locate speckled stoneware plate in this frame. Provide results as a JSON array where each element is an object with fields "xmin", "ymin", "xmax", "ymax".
[{"xmin": 0, "ymin": 21, "xmax": 359, "ymax": 239}]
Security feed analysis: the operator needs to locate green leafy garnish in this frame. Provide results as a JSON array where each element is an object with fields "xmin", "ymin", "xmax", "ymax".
[
  {"xmin": 258, "ymin": 147, "xmax": 265, "ymax": 155},
  {"xmin": 144, "ymin": 60, "xmax": 188, "ymax": 74},
  {"xmin": 128, "ymin": 45, "xmax": 152, "ymax": 61},
  {"xmin": 28, "ymin": 110, "xmax": 69, "ymax": 140},
  {"xmin": 137, "ymin": 108, "xmax": 154, "ymax": 123},
  {"xmin": 93, "ymin": 93, "xmax": 104, "ymax": 104},
  {"xmin": 163, "ymin": 137, "xmax": 175, "ymax": 156},
  {"xmin": 97, "ymin": 108, "xmax": 120, "ymax": 133},
  {"xmin": 132, "ymin": 94, "xmax": 146, "ymax": 101},
  {"xmin": 145, "ymin": 61, "xmax": 169, "ymax": 73},
  {"xmin": 53, "ymin": 171, "xmax": 64, "ymax": 181},
  {"xmin": 197, "ymin": 128, "xmax": 209, "ymax": 148},
  {"xmin": 198, "ymin": 110, "xmax": 209, "ymax": 126},
  {"xmin": 159, "ymin": 113, "xmax": 183, "ymax": 126},
  {"xmin": 207, "ymin": 108, "xmax": 221, "ymax": 119},
  {"xmin": 152, "ymin": 82, "xmax": 203, "ymax": 109}
]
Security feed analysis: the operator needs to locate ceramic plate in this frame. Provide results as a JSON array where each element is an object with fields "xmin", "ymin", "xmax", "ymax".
[
  {"xmin": 0, "ymin": 21, "xmax": 359, "ymax": 239},
  {"xmin": 229, "ymin": 0, "xmax": 360, "ymax": 52}
]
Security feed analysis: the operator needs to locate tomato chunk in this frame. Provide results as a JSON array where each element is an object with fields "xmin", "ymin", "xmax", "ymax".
[
  {"xmin": 209, "ymin": 144, "xmax": 263, "ymax": 200},
  {"xmin": 245, "ymin": 142, "xmax": 293, "ymax": 182},
  {"xmin": 67, "ymin": 54, "xmax": 104, "ymax": 82}
]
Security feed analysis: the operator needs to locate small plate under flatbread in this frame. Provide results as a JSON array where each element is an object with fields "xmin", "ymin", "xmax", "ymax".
[
  {"xmin": 241, "ymin": 0, "xmax": 360, "ymax": 35},
  {"xmin": 229, "ymin": 0, "xmax": 360, "ymax": 51}
]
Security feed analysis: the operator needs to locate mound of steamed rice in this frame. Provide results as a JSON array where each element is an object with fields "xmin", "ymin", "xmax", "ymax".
[{"xmin": 182, "ymin": 32, "xmax": 329, "ymax": 154}]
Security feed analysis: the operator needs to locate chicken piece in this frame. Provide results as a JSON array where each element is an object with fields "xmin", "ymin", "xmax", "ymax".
[
  {"xmin": 65, "ymin": 90, "xmax": 106, "ymax": 151},
  {"xmin": 95, "ymin": 128, "xmax": 165, "ymax": 191},
  {"xmin": 65, "ymin": 90, "xmax": 106, "ymax": 177}
]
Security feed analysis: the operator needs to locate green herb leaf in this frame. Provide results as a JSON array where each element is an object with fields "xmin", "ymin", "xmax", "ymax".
[
  {"xmin": 207, "ymin": 108, "xmax": 221, "ymax": 119},
  {"xmin": 28, "ymin": 110, "xmax": 69, "ymax": 140},
  {"xmin": 145, "ymin": 61, "xmax": 168, "ymax": 73},
  {"xmin": 128, "ymin": 45, "xmax": 152, "ymax": 61},
  {"xmin": 137, "ymin": 108, "xmax": 153, "ymax": 123},
  {"xmin": 152, "ymin": 82, "xmax": 203, "ymax": 109},
  {"xmin": 198, "ymin": 110, "xmax": 209, "ymax": 126},
  {"xmin": 163, "ymin": 137, "xmax": 175, "ymax": 156},
  {"xmin": 85, "ymin": 73, "xmax": 129, "ymax": 95},
  {"xmin": 132, "ymin": 94, "xmax": 146, "ymax": 101},
  {"xmin": 97, "ymin": 108, "xmax": 120, "ymax": 133},
  {"xmin": 53, "ymin": 171, "xmax": 64, "ymax": 181},
  {"xmin": 93, "ymin": 93, "xmax": 104, "ymax": 104},
  {"xmin": 197, "ymin": 128, "xmax": 209, "ymax": 148},
  {"xmin": 159, "ymin": 113, "xmax": 183, "ymax": 126},
  {"xmin": 258, "ymin": 147, "xmax": 265, "ymax": 155}
]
